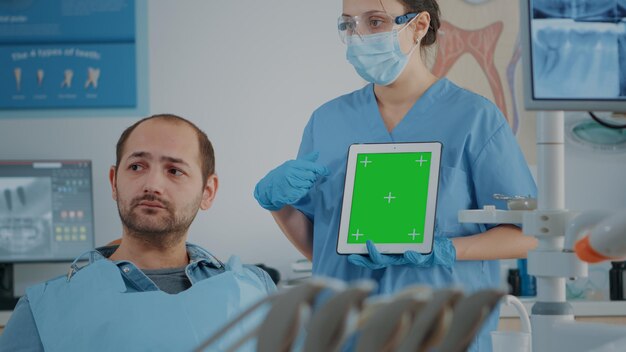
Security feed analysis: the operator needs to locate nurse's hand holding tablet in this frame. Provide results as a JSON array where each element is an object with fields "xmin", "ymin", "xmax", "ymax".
[{"xmin": 347, "ymin": 238, "xmax": 455, "ymax": 270}]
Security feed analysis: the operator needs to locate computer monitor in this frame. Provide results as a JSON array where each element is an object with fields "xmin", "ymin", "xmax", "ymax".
[
  {"xmin": 520, "ymin": 0, "xmax": 626, "ymax": 112},
  {"xmin": 0, "ymin": 160, "xmax": 95, "ymax": 262},
  {"xmin": 0, "ymin": 160, "xmax": 95, "ymax": 309}
]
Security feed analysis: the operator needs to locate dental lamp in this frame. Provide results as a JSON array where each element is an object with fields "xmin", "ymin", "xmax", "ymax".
[{"xmin": 574, "ymin": 210, "xmax": 626, "ymax": 264}]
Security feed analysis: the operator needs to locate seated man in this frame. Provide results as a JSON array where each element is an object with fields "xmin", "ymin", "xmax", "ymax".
[{"xmin": 0, "ymin": 114, "xmax": 276, "ymax": 351}]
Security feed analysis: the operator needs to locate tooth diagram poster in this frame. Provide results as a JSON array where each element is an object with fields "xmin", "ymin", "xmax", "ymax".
[{"xmin": 0, "ymin": 0, "xmax": 139, "ymax": 109}]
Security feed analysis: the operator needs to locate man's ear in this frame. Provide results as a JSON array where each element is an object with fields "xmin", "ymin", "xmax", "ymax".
[
  {"xmin": 200, "ymin": 174, "xmax": 218, "ymax": 210},
  {"xmin": 109, "ymin": 166, "xmax": 118, "ymax": 201}
]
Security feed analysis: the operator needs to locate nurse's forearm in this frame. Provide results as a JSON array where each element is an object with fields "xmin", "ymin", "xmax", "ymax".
[
  {"xmin": 271, "ymin": 206, "xmax": 313, "ymax": 260},
  {"xmin": 451, "ymin": 225, "xmax": 538, "ymax": 261}
]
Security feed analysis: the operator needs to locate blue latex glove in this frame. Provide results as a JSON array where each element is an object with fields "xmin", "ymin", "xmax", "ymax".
[
  {"xmin": 254, "ymin": 151, "xmax": 329, "ymax": 211},
  {"xmin": 347, "ymin": 238, "xmax": 456, "ymax": 270}
]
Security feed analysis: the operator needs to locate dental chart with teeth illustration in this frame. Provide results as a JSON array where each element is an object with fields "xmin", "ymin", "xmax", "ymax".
[{"xmin": 0, "ymin": 0, "xmax": 137, "ymax": 109}]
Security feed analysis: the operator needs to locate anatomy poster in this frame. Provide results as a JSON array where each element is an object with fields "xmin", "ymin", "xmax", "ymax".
[
  {"xmin": 0, "ymin": 0, "xmax": 137, "ymax": 109},
  {"xmin": 434, "ymin": 0, "xmax": 537, "ymax": 163}
]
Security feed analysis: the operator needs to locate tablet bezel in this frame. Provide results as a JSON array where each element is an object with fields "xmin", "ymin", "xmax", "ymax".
[{"xmin": 336, "ymin": 142, "xmax": 442, "ymax": 255}]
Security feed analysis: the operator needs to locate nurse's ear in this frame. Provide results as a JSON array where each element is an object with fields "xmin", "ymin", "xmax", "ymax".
[{"xmin": 411, "ymin": 12, "xmax": 431, "ymax": 44}]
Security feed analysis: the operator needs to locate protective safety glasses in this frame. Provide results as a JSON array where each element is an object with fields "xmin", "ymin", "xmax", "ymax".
[{"xmin": 337, "ymin": 11, "xmax": 418, "ymax": 44}]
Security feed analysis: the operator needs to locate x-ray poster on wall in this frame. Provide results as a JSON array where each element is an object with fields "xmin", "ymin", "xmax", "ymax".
[{"xmin": 0, "ymin": 0, "xmax": 137, "ymax": 109}]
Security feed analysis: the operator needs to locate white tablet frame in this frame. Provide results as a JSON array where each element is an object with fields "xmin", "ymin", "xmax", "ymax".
[{"xmin": 337, "ymin": 142, "xmax": 442, "ymax": 255}]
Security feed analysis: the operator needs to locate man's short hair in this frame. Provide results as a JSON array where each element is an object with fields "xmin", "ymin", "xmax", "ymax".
[{"xmin": 115, "ymin": 114, "xmax": 215, "ymax": 184}]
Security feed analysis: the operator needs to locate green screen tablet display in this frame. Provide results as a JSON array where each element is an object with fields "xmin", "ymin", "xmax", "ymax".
[
  {"xmin": 347, "ymin": 152, "xmax": 431, "ymax": 244},
  {"xmin": 337, "ymin": 142, "xmax": 441, "ymax": 255}
]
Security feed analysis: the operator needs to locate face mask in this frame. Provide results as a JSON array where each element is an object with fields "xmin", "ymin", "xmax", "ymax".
[{"xmin": 346, "ymin": 20, "xmax": 418, "ymax": 86}]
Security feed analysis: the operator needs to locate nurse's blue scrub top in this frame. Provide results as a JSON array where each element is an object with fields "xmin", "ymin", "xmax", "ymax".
[{"xmin": 293, "ymin": 78, "xmax": 537, "ymax": 294}]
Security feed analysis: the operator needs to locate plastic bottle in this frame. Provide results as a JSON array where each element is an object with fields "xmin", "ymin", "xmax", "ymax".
[
  {"xmin": 507, "ymin": 268, "xmax": 521, "ymax": 296},
  {"xmin": 518, "ymin": 259, "xmax": 537, "ymax": 297},
  {"xmin": 609, "ymin": 261, "xmax": 626, "ymax": 301}
]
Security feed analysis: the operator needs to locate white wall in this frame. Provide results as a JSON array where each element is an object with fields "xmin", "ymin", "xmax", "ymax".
[{"xmin": 4, "ymin": 0, "xmax": 363, "ymax": 293}]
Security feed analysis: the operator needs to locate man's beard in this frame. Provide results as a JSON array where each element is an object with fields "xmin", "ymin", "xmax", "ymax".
[{"xmin": 117, "ymin": 193, "xmax": 200, "ymax": 249}]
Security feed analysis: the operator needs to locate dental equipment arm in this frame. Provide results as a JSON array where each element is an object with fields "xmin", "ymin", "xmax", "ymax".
[
  {"xmin": 354, "ymin": 296, "xmax": 427, "ymax": 352},
  {"xmin": 303, "ymin": 282, "xmax": 376, "ymax": 352},
  {"xmin": 395, "ymin": 289, "xmax": 463, "ymax": 352},
  {"xmin": 436, "ymin": 290, "xmax": 505, "ymax": 352},
  {"xmin": 194, "ymin": 280, "xmax": 334, "ymax": 352},
  {"xmin": 196, "ymin": 278, "xmax": 377, "ymax": 352}
]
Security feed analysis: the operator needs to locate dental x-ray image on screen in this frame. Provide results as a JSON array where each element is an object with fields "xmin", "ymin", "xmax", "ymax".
[
  {"xmin": 529, "ymin": 0, "xmax": 626, "ymax": 100},
  {"xmin": 0, "ymin": 161, "xmax": 95, "ymax": 263},
  {"xmin": 0, "ymin": 177, "xmax": 52, "ymax": 256}
]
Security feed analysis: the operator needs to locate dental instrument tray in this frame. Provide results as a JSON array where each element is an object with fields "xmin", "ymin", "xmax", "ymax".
[{"xmin": 337, "ymin": 142, "xmax": 442, "ymax": 255}]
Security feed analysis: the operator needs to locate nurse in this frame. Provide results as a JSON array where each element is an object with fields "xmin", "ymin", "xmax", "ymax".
[{"xmin": 254, "ymin": 0, "xmax": 537, "ymax": 351}]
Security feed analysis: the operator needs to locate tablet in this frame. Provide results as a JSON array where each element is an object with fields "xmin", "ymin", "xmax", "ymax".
[{"xmin": 337, "ymin": 142, "xmax": 442, "ymax": 255}]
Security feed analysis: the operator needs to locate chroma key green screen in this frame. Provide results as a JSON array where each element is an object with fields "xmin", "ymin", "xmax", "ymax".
[{"xmin": 347, "ymin": 152, "xmax": 431, "ymax": 244}]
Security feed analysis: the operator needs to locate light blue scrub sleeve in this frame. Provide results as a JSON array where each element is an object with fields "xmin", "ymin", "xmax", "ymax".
[
  {"xmin": 470, "ymin": 122, "xmax": 538, "ymax": 230},
  {"xmin": 0, "ymin": 296, "xmax": 44, "ymax": 351}
]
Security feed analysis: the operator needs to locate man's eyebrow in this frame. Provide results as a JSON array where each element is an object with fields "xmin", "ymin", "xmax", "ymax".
[
  {"xmin": 127, "ymin": 152, "xmax": 191, "ymax": 168},
  {"xmin": 128, "ymin": 151, "xmax": 152, "ymax": 160},
  {"xmin": 161, "ymin": 156, "xmax": 190, "ymax": 168}
]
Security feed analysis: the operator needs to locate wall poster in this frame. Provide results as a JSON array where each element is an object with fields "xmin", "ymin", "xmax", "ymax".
[{"xmin": 0, "ymin": 0, "xmax": 146, "ymax": 114}]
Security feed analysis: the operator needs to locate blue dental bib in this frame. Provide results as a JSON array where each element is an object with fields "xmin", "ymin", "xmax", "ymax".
[{"xmin": 26, "ymin": 256, "xmax": 268, "ymax": 352}]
